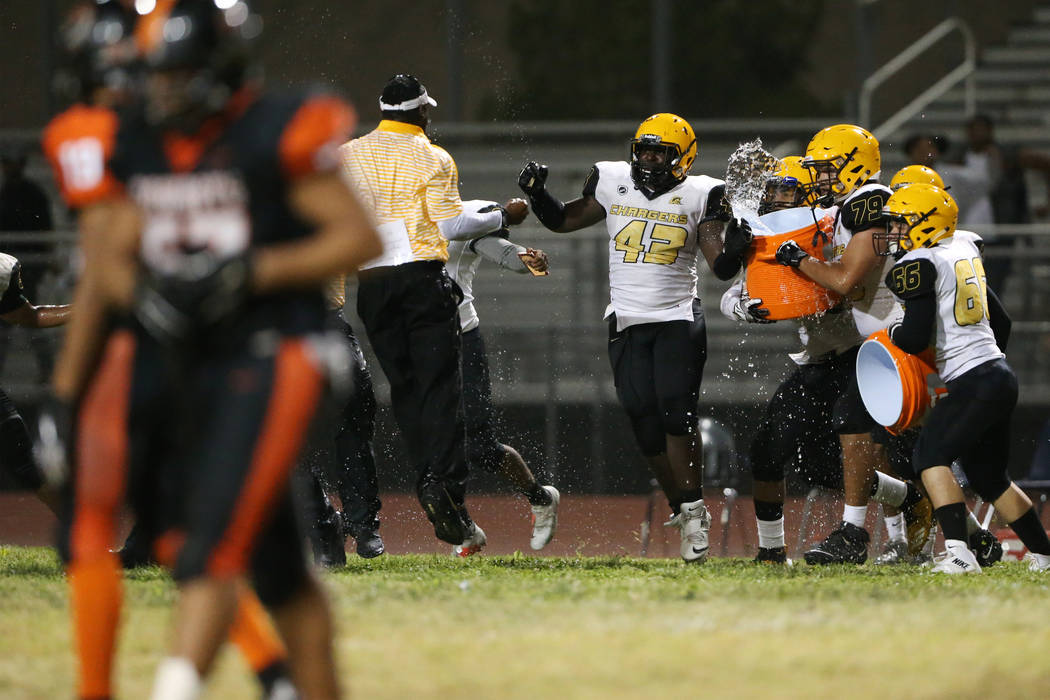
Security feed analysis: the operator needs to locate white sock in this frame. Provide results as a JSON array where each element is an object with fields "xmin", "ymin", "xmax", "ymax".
[
  {"xmin": 843, "ymin": 504, "xmax": 867, "ymax": 528},
  {"xmin": 757, "ymin": 516, "xmax": 785, "ymax": 549},
  {"xmin": 884, "ymin": 513, "xmax": 906, "ymax": 543},
  {"xmin": 944, "ymin": 538, "xmax": 969, "ymax": 552},
  {"xmin": 966, "ymin": 511, "xmax": 981, "ymax": 535},
  {"xmin": 871, "ymin": 472, "xmax": 909, "ymax": 508},
  {"xmin": 151, "ymin": 657, "xmax": 202, "ymax": 700}
]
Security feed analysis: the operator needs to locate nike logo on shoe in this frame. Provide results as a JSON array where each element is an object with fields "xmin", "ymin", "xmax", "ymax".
[{"xmin": 692, "ymin": 546, "xmax": 709, "ymax": 555}]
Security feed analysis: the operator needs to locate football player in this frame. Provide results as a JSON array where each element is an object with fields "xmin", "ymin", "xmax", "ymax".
[
  {"xmin": 518, "ymin": 113, "xmax": 743, "ymax": 563},
  {"xmin": 45, "ymin": 1, "xmax": 382, "ymax": 697},
  {"xmin": 772, "ymin": 124, "xmax": 910, "ymax": 564},
  {"xmin": 878, "ymin": 184, "xmax": 1050, "ymax": 573},
  {"xmin": 41, "ymin": 3, "xmax": 302, "ymax": 699},
  {"xmin": 721, "ymin": 157, "xmax": 931, "ymax": 564},
  {"xmin": 446, "ymin": 200, "xmax": 559, "ymax": 554}
]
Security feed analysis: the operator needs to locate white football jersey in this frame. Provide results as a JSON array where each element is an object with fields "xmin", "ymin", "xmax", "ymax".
[
  {"xmin": 829, "ymin": 183, "xmax": 904, "ymax": 336},
  {"xmin": 0, "ymin": 253, "xmax": 26, "ymax": 314},
  {"xmin": 592, "ymin": 161, "xmax": 724, "ymax": 330},
  {"xmin": 889, "ymin": 229, "xmax": 1003, "ymax": 381}
]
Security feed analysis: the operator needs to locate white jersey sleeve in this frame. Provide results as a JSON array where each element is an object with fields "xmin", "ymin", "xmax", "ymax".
[
  {"xmin": 890, "ymin": 233, "xmax": 1003, "ymax": 381},
  {"xmin": 829, "ymin": 183, "xmax": 903, "ymax": 336},
  {"xmin": 591, "ymin": 161, "xmax": 724, "ymax": 331}
]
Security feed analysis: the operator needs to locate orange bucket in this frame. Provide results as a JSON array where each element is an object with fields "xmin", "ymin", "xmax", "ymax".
[
  {"xmin": 856, "ymin": 330, "xmax": 947, "ymax": 434},
  {"xmin": 744, "ymin": 208, "xmax": 840, "ymax": 320}
]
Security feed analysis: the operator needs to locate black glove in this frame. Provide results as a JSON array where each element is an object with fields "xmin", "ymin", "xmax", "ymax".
[
  {"xmin": 775, "ymin": 240, "xmax": 809, "ymax": 268},
  {"xmin": 518, "ymin": 161, "xmax": 549, "ymax": 197},
  {"xmin": 723, "ymin": 217, "xmax": 753, "ymax": 261},
  {"xmin": 478, "ymin": 202, "xmax": 509, "ymax": 229},
  {"xmin": 33, "ymin": 391, "xmax": 73, "ymax": 488},
  {"xmin": 134, "ymin": 252, "xmax": 253, "ymax": 344}
]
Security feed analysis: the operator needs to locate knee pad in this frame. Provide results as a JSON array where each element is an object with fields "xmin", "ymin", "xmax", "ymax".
[
  {"xmin": 749, "ymin": 422, "xmax": 785, "ymax": 483},
  {"xmin": 631, "ymin": 415, "xmax": 665, "ymax": 457},
  {"xmin": 962, "ymin": 466, "xmax": 1011, "ymax": 503},
  {"xmin": 658, "ymin": 395, "xmax": 697, "ymax": 438}
]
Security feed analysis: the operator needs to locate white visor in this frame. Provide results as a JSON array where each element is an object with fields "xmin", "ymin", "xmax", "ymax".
[{"xmin": 379, "ymin": 89, "xmax": 437, "ymax": 111}]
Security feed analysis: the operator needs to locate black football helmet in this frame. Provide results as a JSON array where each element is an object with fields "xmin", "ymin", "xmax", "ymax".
[
  {"xmin": 136, "ymin": 0, "xmax": 262, "ymax": 132},
  {"xmin": 54, "ymin": 0, "xmax": 139, "ymax": 107}
]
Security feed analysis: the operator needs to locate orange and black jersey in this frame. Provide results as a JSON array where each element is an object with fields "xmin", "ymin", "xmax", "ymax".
[
  {"xmin": 109, "ymin": 88, "xmax": 356, "ymax": 341},
  {"xmin": 42, "ymin": 103, "xmax": 122, "ymax": 210}
]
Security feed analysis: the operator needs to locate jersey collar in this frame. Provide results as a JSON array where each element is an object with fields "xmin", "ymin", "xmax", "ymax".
[{"xmin": 378, "ymin": 120, "xmax": 426, "ymax": 137}]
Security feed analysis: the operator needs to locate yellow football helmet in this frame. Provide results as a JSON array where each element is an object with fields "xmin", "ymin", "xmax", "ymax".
[
  {"xmin": 803, "ymin": 124, "xmax": 881, "ymax": 204},
  {"xmin": 630, "ymin": 113, "xmax": 697, "ymax": 196},
  {"xmin": 876, "ymin": 183, "xmax": 958, "ymax": 256},
  {"xmin": 759, "ymin": 155, "xmax": 814, "ymax": 213},
  {"xmin": 890, "ymin": 164, "xmax": 945, "ymax": 191}
]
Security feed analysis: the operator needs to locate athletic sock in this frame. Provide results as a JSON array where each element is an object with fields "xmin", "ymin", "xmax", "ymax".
[
  {"xmin": 884, "ymin": 513, "xmax": 906, "ymax": 543},
  {"xmin": 842, "ymin": 505, "xmax": 867, "ymax": 529},
  {"xmin": 934, "ymin": 502, "xmax": 969, "ymax": 543},
  {"xmin": 70, "ymin": 553, "xmax": 123, "ymax": 700},
  {"xmin": 870, "ymin": 472, "xmax": 909, "ymax": 508},
  {"xmin": 1008, "ymin": 508, "xmax": 1050, "ymax": 555},
  {"xmin": 678, "ymin": 487, "xmax": 703, "ymax": 506},
  {"xmin": 965, "ymin": 510, "xmax": 982, "ymax": 536},
  {"xmin": 227, "ymin": 589, "xmax": 287, "ymax": 679},
  {"xmin": 524, "ymin": 482, "xmax": 552, "ymax": 507},
  {"xmin": 255, "ymin": 660, "xmax": 293, "ymax": 696},
  {"xmin": 754, "ymin": 499, "xmax": 783, "ymax": 522},
  {"xmin": 756, "ymin": 517, "xmax": 785, "ymax": 549},
  {"xmin": 151, "ymin": 657, "xmax": 201, "ymax": 700}
]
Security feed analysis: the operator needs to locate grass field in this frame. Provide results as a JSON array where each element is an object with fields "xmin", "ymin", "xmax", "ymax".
[{"xmin": 2, "ymin": 547, "xmax": 1050, "ymax": 699}]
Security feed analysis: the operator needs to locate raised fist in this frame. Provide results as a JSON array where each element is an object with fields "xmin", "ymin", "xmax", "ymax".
[
  {"xmin": 518, "ymin": 161, "xmax": 549, "ymax": 196},
  {"xmin": 503, "ymin": 198, "xmax": 529, "ymax": 226}
]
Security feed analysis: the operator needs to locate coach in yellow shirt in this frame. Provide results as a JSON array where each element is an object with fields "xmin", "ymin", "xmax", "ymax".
[{"xmin": 340, "ymin": 74, "xmax": 525, "ymax": 550}]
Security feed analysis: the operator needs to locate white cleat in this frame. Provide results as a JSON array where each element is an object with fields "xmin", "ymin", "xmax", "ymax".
[
  {"xmin": 931, "ymin": 541, "xmax": 981, "ymax": 574},
  {"xmin": 529, "ymin": 485, "xmax": 560, "ymax": 551},
  {"xmin": 1024, "ymin": 552, "xmax": 1050, "ymax": 572},
  {"xmin": 452, "ymin": 523, "xmax": 487, "ymax": 558},
  {"xmin": 666, "ymin": 499, "xmax": 711, "ymax": 563}
]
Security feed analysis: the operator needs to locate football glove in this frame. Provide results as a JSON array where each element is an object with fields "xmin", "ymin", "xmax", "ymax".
[
  {"xmin": 33, "ymin": 391, "xmax": 72, "ymax": 488},
  {"xmin": 775, "ymin": 239, "xmax": 808, "ymax": 268},
  {"xmin": 518, "ymin": 161, "xmax": 549, "ymax": 197},
  {"xmin": 730, "ymin": 293, "xmax": 774, "ymax": 324},
  {"xmin": 722, "ymin": 217, "xmax": 753, "ymax": 261}
]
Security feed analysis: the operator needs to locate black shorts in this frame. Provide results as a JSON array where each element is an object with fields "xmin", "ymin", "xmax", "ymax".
[
  {"xmin": 831, "ymin": 360, "xmax": 878, "ymax": 435},
  {"xmin": 914, "ymin": 358, "xmax": 1016, "ymax": 500}
]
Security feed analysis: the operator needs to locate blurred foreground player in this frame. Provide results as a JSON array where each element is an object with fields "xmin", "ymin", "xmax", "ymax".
[
  {"xmin": 878, "ymin": 184, "xmax": 1050, "ymax": 573},
  {"xmin": 46, "ymin": 1, "xmax": 381, "ymax": 697},
  {"xmin": 518, "ymin": 113, "xmax": 737, "ymax": 563},
  {"xmin": 43, "ymin": 3, "xmax": 301, "ymax": 698},
  {"xmin": 340, "ymin": 74, "xmax": 523, "ymax": 554}
]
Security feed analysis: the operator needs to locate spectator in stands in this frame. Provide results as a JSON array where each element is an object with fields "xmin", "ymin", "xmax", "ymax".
[
  {"xmin": 0, "ymin": 146, "xmax": 55, "ymax": 381},
  {"xmin": 954, "ymin": 114, "xmax": 1050, "ymax": 294},
  {"xmin": 904, "ymin": 133, "xmax": 995, "ymax": 243}
]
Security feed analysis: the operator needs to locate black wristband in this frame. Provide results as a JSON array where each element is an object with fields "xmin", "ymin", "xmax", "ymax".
[
  {"xmin": 528, "ymin": 189, "xmax": 566, "ymax": 230},
  {"xmin": 712, "ymin": 252, "xmax": 742, "ymax": 281}
]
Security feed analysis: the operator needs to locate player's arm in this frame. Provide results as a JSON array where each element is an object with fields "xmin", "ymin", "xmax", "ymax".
[
  {"xmin": 470, "ymin": 234, "xmax": 549, "ymax": 274},
  {"xmin": 518, "ymin": 162, "xmax": 605, "ymax": 233},
  {"xmin": 695, "ymin": 185, "xmax": 746, "ymax": 281},
  {"xmin": 986, "ymin": 286, "xmax": 1011, "ymax": 351},
  {"xmin": 437, "ymin": 199, "xmax": 529, "ymax": 242},
  {"xmin": 0, "ymin": 302, "xmax": 71, "ymax": 328},
  {"xmin": 884, "ymin": 257, "xmax": 937, "ymax": 355}
]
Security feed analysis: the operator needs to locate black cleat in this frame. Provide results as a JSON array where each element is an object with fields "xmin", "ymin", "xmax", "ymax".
[
  {"xmin": 804, "ymin": 522, "xmax": 870, "ymax": 565},
  {"xmin": 348, "ymin": 523, "xmax": 385, "ymax": 559},
  {"xmin": 418, "ymin": 481, "xmax": 470, "ymax": 545},
  {"xmin": 116, "ymin": 523, "xmax": 155, "ymax": 569},
  {"xmin": 311, "ymin": 510, "xmax": 347, "ymax": 569},
  {"xmin": 968, "ymin": 528, "xmax": 1003, "ymax": 567},
  {"xmin": 754, "ymin": 546, "xmax": 791, "ymax": 565}
]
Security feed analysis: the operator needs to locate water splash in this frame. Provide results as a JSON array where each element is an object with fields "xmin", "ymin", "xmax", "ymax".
[{"xmin": 724, "ymin": 138, "xmax": 780, "ymax": 222}]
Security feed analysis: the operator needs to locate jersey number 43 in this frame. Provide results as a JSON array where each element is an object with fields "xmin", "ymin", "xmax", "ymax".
[{"xmin": 614, "ymin": 220, "xmax": 688, "ymax": 265}]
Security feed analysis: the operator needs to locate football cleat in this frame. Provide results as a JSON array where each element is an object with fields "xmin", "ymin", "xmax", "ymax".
[
  {"xmin": 902, "ymin": 489, "xmax": 934, "ymax": 557},
  {"xmin": 418, "ymin": 481, "xmax": 470, "ymax": 545},
  {"xmin": 1024, "ymin": 552, "xmax": 1050, "ymax": 572},
  {"xmin": 967, "ymin": 528, "xmax": 1003, "ymax": 568},
  {"xmin": 804, "ymin": 522, "xmax": 870, "ymax": 565},
  {"xmin": 312, "ymin": 509, "xmax": 346, "ymax": 569},
  {"xmin": 348, "ymin": 523, "xmax": 385, "ymax": 559},
  {"xmin": 452, "ymin": 523, "xmax": 487, "ymax": 558},
  {"xmin": 931, "ymin": 542, "xmax": 981, "ymax": 574},
  {"xmin": 874, "ymin": 540, "xmax": 909, "ymax": 566},
  {"xmin": 754, "ymin": 546, "xmax": 792, "ymax": 566},
  {"xmin": 666, "ymin": 499, "xmax": 711, "ymax": 564},
  {"xmin": 529, "ymin": 485, "xmax": 560, "ymax": 551}
]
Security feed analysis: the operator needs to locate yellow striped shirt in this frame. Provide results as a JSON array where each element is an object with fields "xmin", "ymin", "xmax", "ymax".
[{"xmin": 339, "ymin": 120, "xmax": 463, "ymax": 266}]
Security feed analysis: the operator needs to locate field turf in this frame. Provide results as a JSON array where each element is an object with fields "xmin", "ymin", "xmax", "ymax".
[{"xmin": 2, "ymin": 546, "xmax": 1049, "ymax": 698}]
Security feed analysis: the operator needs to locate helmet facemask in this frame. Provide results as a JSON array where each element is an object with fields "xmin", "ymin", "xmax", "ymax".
[
  {"xmin": 630, "ymin": 138, "xmax": 686, "ymax": 197},
  {"xmin": 805, "ymin": 146, "xmax": 860, "ymax": 207},
  {"xmin": 758, "ymin": 176, "xmax": 807, "ymax": 215}
]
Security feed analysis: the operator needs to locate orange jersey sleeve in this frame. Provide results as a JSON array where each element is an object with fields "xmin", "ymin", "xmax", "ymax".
[
  {"xmin": 42, "ymin": 104, "xmax": 122, "ymax": 209},
  {"xmin": 278, "ymin": 95, "xmax": 357, "ymax": 181}
]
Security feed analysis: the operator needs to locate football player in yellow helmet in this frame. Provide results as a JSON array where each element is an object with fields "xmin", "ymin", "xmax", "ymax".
[
  {"xmin": 889, "ymin": 164, "xmax": 946, "ymax": 191},
  {"xmin": 874, "ymin": 183, "xmax": 959, "ymax": 257},
  {"xmin": 803, "ymin": 124, "xmax": 881, "ymax": 206},
  {"xmin": 517, "ymin": 114, "xmax": 747, "ymax": 563},
  {"xmin": 758, "ymin": 155, "xmax": 814, "ymax": 214},
  {"xmin": 629, "ymin": 113, "xmax": 698, "ymax": 197}
]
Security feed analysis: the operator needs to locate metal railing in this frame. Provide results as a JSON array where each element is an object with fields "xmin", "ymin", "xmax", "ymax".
[{"xmin": 859, "ymin": 17, "xmax": 977, "ymax": 140}]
